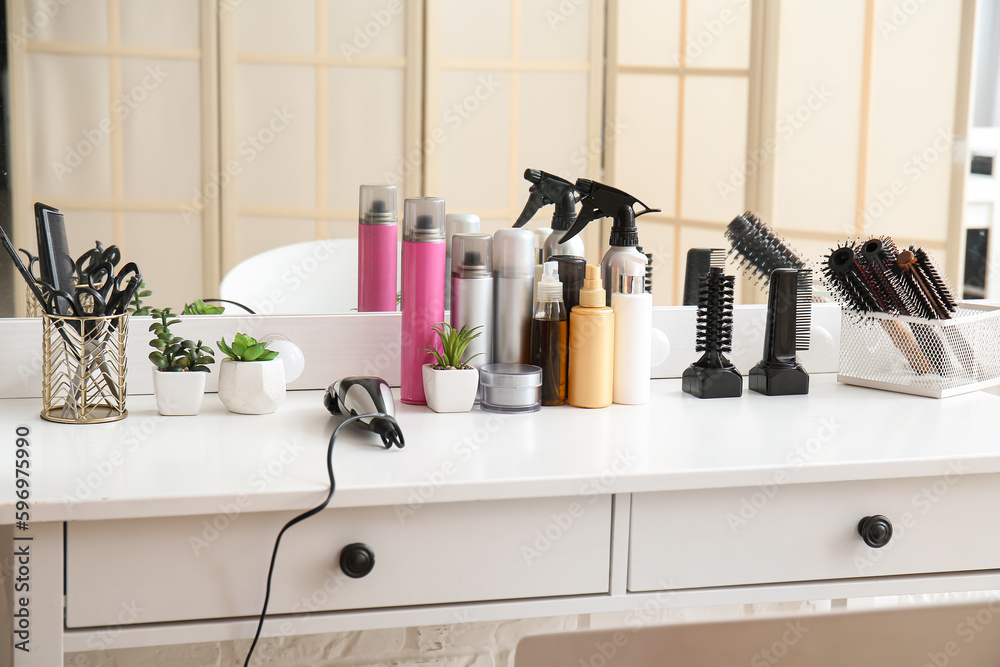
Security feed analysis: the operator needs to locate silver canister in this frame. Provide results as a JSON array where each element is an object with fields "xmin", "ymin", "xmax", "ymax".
[
  {"xmin": 445, "ymin": 213, "xmax": 481, "ymax": 310},
  {"xmin": 601, "ymin": 245, "xmax": 648, "ymax": 307},
  {"xmin": 450, "ymin": 233, "xmax": 493, "ymax": 372},
  {"xmin": 492, "ymin": 228, "xmax": 535, "ymax": 364}
]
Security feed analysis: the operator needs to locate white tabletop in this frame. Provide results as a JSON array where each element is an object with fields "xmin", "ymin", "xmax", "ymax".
[{"xmin": 2, "ymin": 375, "xmax": 999, "ymax": 523}]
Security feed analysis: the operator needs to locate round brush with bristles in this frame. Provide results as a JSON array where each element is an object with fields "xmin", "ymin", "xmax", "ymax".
[
  {"xmin": 682, "ymin": 267, "xmax": 742, "ymax": 398},
  {"xmin": 726, "ymin": 211, "xmax": 806, "ymax": 289},
  {"xmin": 824, "ymin": 240, "xmax": 932, "ymax": 374}
]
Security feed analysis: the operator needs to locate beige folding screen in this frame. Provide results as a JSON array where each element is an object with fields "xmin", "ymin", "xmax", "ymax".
[
  {"xmin": 8, "ymin": 0, "xmax": 217, "ymax": 311},
  {"xmin": 422, "ymin": 0, "xmax": 607, "ymax": 257},
  {"xmin": 218, "ymin": 0, "xmax": 423, "ymax": 275}
]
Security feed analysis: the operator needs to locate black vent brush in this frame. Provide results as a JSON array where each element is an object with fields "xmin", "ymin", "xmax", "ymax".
[
  {"xmin": 682, "ymin": 267, "xmax": 742, "ymax": 398},
  {"xmin": 725, "ymin": 211, "xmax": 806, "ymax": 289},
  {"xmin": 748, "ymin": 268, "xmax": 811, "ymax": 396},
  {"xmin": 682, "ymin": 248, "xmax": 726, "ymax": 306}
]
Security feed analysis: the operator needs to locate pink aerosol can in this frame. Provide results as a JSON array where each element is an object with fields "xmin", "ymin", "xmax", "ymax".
[
  {"xmin": 400, "ymin": 197, "xmax": 446, "ymax": 405},
  {"xmin": 358, "ymin": 185, "xmax": 399, "ymax": 312}
]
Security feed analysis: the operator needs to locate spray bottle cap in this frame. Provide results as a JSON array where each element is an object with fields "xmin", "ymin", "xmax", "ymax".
[
  {"xmin": 359, "ymin": 185, "xmax": 397, "ymax": 225},
  {"xmin": 578, "ymin": 264, "xmax": 606, "ymax": 307},
  {"xmin": 493, "ymin": 228, "xmax": 535, "ymax": 279},
  {"xmin": 537, "ymin": 261, "xmax": 564, "ymax": 302},
  {"xmin": 452, "ymin": 233, "xmax": 492, "ymax": 278},
  {"xmin": 609, "ymin": 205, "xmax": 639, "ymax": 247},
  {"xmin": 403, "ymin": 197, "xmax": 445, "ymax": 242},
  {"xmin": 617, "ymin": 256, "xmax": 646, "ymax": 295}
]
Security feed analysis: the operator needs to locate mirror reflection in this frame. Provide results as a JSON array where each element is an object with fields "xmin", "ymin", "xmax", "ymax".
[{"xmin": 2, "ymin": 0, "xmax": 997, "ymax": 316}]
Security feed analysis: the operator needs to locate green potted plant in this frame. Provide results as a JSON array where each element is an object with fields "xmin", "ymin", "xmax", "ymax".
[
  {"xmin": 148, "ymin": 308, "xmax": 215, "ymax": 416},
  {"xmin": 216, "ymin": 333, "xmax": 285, "ymax": 414},
  {"xmin": 421, "ymin": 323, "xmax": 482, "ymax": 413}
]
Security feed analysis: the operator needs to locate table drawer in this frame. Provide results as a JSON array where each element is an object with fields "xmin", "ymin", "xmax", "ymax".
[
  {"xmin": 629, "ymin": 470, "xmax": 998, "ymax": 592},
  {"xmin": 67, "ymin": 495, "xmax": 611, "ymax": 627}
]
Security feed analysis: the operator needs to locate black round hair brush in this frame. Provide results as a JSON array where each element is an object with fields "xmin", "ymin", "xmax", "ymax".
[
  {"xmin": 725, "ymin": 211, "xmax": 806, "ymax": 289},
  {"xmin": 682, "ymin": 267, "xmax": 742, "ymax": 398}
]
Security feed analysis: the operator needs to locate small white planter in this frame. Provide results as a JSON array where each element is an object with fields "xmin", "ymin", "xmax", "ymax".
[
  {"xmin": 152, "ymin": 368, "xmax": 208, "ymax": 416},
  {"xmin": 218, "ymin": 359, "xmax": 286, "ymax": 415},
  {"xmin": 422, "ymin": 364, "xmax": 479, "ymax": 413}
]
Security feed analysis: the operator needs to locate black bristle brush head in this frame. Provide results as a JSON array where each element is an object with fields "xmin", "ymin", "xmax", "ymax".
[
  {"xmin": 682, "ymin": 267, "xmax": 742, "ymax": 399},
  {"xmin": 912, "ymin": 247, "xmax": 956, "ymax": 315},
  {"xmin": 821, "ymin": 242, "xmax": 881, "ymax": 315},
  {"xmin": 725, "ymin": 211, "xmax": 806, "ymax": 290}
]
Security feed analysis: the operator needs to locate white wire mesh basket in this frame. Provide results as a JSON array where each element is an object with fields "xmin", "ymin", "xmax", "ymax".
[{"xmin": 838, "ymin": 304, "xmax": 1000, "ymax": 398}]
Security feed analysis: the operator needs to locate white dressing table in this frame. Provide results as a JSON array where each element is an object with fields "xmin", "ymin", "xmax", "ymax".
[{"xmin": 4, "ymin": 373, "xmax": 1000, "ymax": 666}]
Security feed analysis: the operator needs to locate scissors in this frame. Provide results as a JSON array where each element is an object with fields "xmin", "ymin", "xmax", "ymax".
[{"xmin": 41, "ymin": 283, "xmax": 108, "ymax": 319}]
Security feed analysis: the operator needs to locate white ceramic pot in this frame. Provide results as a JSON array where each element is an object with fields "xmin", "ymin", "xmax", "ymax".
[
  {"xmin": 152, "ymin": 368, "xmax": 208, "ymax": 416},
  {"xmin": 217, "ymin": 359, "xmax": 286, "ymax": 415},
  {"xmin": 422, "ymin": 364, "xmax": 479, "ymax": 413}
]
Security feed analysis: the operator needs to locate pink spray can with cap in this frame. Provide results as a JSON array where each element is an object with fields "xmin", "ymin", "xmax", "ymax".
[
  {"xmin": 358, "ymin": 185, "xmax": 399, "ymax": 312},
  {"xmin": 400, "ymin": 197, "xmax": 446, "ymax": 405}
]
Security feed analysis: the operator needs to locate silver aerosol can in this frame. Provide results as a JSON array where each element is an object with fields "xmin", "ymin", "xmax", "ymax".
[
  {"xmin": 492, "ymin": 228, "xmax": 535, "ymax": 364},
  {"xmin": 450, "ymin": 233, "xmax": 493, "ymax": 373}
]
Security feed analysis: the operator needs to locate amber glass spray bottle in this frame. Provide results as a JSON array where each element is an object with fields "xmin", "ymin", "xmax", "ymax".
[{"xmin": 531, "ymin": 261, "xmax": 568, "ymax": 405}]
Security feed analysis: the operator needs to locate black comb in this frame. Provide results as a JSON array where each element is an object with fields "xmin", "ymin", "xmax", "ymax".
[
  {"xmin": 726, "ymin": 211, "xmax": 806, "ymax": 289},
  {"xmin": 682, "ymin": 267, "xmax": 742, "ymax": 398},
  {"xmin": 748, "ymin": 268, "xmax": 810, "ymax": 396},
  {"xmin": 682, "ymin": 248, "xmax": 726, "ymax": 306}
]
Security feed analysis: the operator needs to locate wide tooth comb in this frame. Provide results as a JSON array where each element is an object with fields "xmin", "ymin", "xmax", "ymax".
[
  {"xmin": 725, "ymin": 211, "xmax": 806, "ymax": 289},
  {"xmin": 683, "ymin": 248, "xmax": 728, "ymax": 306},
  {"xmin": 795, "ymin": 269, "xmax": 812, "ymax": 352}
]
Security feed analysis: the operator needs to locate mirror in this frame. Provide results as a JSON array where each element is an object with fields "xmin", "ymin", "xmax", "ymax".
[{"xmin": 2, "ymin": 0, "xmax": 994, "ymax": 316}]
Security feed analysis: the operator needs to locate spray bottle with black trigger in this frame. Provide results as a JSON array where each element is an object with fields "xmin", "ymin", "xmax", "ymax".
[
  {"xmin": 558, "ymin": 179, "xmax": 659, "ymax": 306},
  {"xmin": 512, "ymin": 169, "xmax": 584, "ymax": 262}
]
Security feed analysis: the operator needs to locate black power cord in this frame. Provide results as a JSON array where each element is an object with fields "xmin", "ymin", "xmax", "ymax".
[{"xmin": 242, "ymin": 412, "xmax": 384, "ymax": 666}]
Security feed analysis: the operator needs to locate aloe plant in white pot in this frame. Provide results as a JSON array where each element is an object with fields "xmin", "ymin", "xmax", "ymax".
[
  {"xmin": 148, "ymin": 308, "xmax": 215, "ymax": 416},
  {"xmin": 217, "ymin": 333, "xmax": 285, "ymax": 415},
  {"xmin": 421, "ymin": 323, "xmax": 482, "ymax": 413}
]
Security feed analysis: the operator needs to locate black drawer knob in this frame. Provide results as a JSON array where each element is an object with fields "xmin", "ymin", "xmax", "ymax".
[
  {"xmin": 340, "ymin": 543, "xmax": 375, "ymax": 578},
  {"xmin": 857, "ymin": 515, "xmax": 893, "ymax": 548}
]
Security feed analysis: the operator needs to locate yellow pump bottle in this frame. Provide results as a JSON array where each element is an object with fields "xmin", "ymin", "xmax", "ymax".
[{"xmin": 568, "ymin": 264, "xmax": 615, "ymax": 408}]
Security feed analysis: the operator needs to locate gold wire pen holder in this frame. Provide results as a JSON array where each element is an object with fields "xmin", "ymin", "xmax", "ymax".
[
  {"xmin": 25, "ymin": 288, "xmax": 41, "ymax": 317},
  {"xmin": 41, "ymin": 311, "xmax": 129, "ymax": 423}
]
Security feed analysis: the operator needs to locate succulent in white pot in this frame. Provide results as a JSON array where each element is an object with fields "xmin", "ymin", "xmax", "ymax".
[
  {"xmin": 148, "ymin": 308, "xmax": 216, "ymax": 416},
  {"xmin": 421, "ymin": 323, "xmax": 482, "ymax": 413},
  {"xmin": 217, "ymin": 333, "xmax": 285, "ymax": 415}
]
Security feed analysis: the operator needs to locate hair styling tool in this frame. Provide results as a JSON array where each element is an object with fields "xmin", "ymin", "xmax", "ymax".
[
  {"xmin": 638, "ymin": 246, "xmax": 653, "ymax": 294},
  {"xmin": 822, "ymin": 240, "xmax": 941, "ymax": 375},
  {"xmin": 34, "ymin": 203, "xmax": 74, "ymax": 313},
  {"xmin": 682, "ymin": 248, "xmax": 726, "ymax": 306},
  {"xmin": 1, "ymin": 225, "xmax": 52, "ymax": 308},
  {"xmin": 323, "ymin": 377, "xmax": 404, "ymax": 449},
  {"xmin": 749, "ymin": 268, "xmax": 811, "ymax": 395},
  {"xmin": 725, "ymin": 211, "xmax": 806, "ymax": 289},
  {"xmin": 243, "ymin": 384, "xmax": 403, "ymax": 666},
  {"xmin": 682, "ymin": 267, "xmax": 741, "ymax": 398},
  {"xmin": 513, "ymin": 169, "xmax": 582, "ymax": 260}
]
